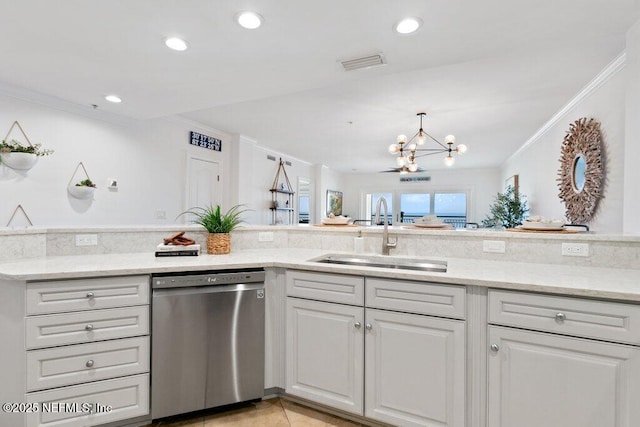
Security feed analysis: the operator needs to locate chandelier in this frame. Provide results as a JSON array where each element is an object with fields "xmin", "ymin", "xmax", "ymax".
[{"xmin": 388, "ymin": 112, "xmax": 467, "ymax": 172}]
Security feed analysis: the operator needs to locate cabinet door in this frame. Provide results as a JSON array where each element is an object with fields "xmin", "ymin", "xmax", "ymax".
[
  {"xmin": 364, "ymin": 309, "xmax": 466, "ymax": 427},
  {"xmin": 488, "ymin": 326, "xmax": 640, "ymax": 427},
  {"xmin": 286, "ymin": 297, "xmax": 364, "ymax": 415}
]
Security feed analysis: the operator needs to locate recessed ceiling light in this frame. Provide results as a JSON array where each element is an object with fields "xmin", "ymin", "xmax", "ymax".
[
  {"xmin": 394, "ymin": 17, "xmax": 422, "ymax": 34},
  {"xmin": 236, "ymin": 11, "xmax": 263, "ymax": 29},
  {"xmin": 164, "ymin": 37, "xmax": 189, "ymax": 51},
  {"xmin": 105, "ymin": 95, "xmax": 122, "ymax": 103}
]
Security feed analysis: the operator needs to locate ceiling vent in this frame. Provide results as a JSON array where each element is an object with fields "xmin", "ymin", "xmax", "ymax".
[{"xmin": 340, "ymin": 54, "xmax": 386, "ymax": 71}]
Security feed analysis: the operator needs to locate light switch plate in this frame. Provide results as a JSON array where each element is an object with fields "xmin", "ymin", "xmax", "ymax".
[
  {"xmin": 76, "ymin": 234, "xmax": 98, "ymax": 246},
  {"xmin": 483, "ymin": 240, "xmax": 506, "ymax": 253}
]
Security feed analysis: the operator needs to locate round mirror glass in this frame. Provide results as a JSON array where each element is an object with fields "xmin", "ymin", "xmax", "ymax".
[{"xmin": 572, "ymin": 155, "xmax": 586, "ymax": 192}]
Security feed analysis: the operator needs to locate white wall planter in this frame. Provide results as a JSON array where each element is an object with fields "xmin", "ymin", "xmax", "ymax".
[
  {"xmin": 67, "ymin": 185, "xmax": 96, "ymax": 200},
  {"xmin": 0, "ymin": 152, "xmax": 38, "ymax": 170}
]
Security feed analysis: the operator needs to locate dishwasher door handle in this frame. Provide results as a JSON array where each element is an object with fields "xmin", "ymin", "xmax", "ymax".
[{"xmin": 153, "ymin": 282, "xmax": 264, "ymax": 297}]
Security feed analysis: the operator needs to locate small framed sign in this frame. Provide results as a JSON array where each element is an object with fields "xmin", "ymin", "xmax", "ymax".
[{"xmin": 190, "ymin": 131, "xmax": 222, "ymax": 151}]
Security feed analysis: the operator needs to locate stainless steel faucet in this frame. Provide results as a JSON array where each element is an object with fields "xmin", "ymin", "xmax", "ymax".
[{"xmin": 374, "ymin": 196, "xmax": 397, "ymax": 255}]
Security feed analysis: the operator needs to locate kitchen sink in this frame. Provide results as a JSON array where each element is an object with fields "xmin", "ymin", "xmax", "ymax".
[{"xmin": 310, "ymin": 254, "xmax": 447, "ymax": 273}]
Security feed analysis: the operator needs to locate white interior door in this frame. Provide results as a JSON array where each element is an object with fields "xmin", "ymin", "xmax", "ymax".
[{"xmin": 187, "ymin": 156, "xmax": 221, "ymax": 210}]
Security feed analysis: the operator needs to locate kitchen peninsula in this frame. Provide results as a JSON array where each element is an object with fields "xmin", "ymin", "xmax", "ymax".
[{"xmin": 1, "ymin": 225, "xmax": 639, "ymax": 427}]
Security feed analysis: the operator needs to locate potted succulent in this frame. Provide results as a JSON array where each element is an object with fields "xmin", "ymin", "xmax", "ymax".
[
  {"xmin": 180, "ymin": 205, "xmax": 246, "ymax": 254},
  {"xmin": 68, "ymin": 178, "xmax": 97, "ymax": 200},
  {"xmin": 0, "ymin": 139, "xmax": 53, "ymax": 170}
]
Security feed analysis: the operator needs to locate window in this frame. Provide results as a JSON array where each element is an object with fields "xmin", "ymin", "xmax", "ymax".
[
  {"xmin": 434, "ymin": 193, "xmax": 467, "ymax": 228},
  {"xmin": 364, "ymin": 191, "xmax": 468, "ymax": 228},
  {"xmin": 298, "ymin": 196, "xmax": 310, "ymax": 224},
  {"xmin": 400, "ymin": 193, "xmax": 431, "ymax": 222}
]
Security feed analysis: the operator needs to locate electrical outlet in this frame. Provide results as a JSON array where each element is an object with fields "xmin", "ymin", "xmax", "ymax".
[
  {"xmin": 562, "ymin": 242, "xmax": 589, "ymax": 257},
  {"xmin": 483, "ymin": 240, "xmax": 506, "ymax": 253},
  {"xmin": 155, "ymin": 210, "xmax": 166, "ymax": 220},
  {"xmin": 75, "ymin": 234, "xmax": 98, "ymax": 246},
  {"xmin": 258, "ymin": 232, "xmax": 274, "ymax": 242}
]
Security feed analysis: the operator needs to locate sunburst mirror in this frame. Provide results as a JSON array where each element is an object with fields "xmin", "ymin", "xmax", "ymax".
[{"xmin": 557, "ymin": 117, "xmax": 604, "ymax": 224}]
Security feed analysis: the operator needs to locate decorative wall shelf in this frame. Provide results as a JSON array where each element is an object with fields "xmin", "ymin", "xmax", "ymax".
[
  {"xmin": 270, "ymin": 158, "xmax": 295, "ymax": 225},
  {"xmin": 6, "ymin": 204, "xmax": 33, "ymax": 227}
]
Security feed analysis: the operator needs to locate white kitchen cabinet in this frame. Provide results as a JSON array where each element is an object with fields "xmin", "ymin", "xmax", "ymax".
[
  {"xmin": 25, "ymin": 373, "xmax": 149, "ymax": 427},
  {"xmin": 285, "ymin": 297, "xmax": 364, "ymax": 414},
  {"xmin": 488, "ymin": 325, "xmax": 640, "ymax": 427},
  {"xmin": 488, "ymin": 288, "xmax": 640, "ymax": 427},
  {"xmin": 285, "ymin": 270, "xmax": 466, "ymax": 426},
  {"xmin": 365, "ymin": 308, "xmax": 466, "ymax": 427},
  {"xmin": 15, "ymin": 275, "xmax": 151, "ymax": 427}
]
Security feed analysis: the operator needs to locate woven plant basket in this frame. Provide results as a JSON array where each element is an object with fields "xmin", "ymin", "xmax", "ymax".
[{"xmin": 207, "ymin": 233, "xmax": 231, "ymax": 255}]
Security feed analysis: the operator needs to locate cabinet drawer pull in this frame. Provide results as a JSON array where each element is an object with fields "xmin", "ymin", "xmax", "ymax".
[
  {"xmin": 365, "ymin": 323, "xmax": 373, "ymax": 331},
  {"xmin": 490, "ymin": 343, "xmax": 500, "ymax": 352},
  {"xmin": 86, "ymin": 292, "xmax": 95, "ymax": 299},
  {"xmin": 354, "ymin": 322, "xmax": 362, "ymax": 329},
  {"xmin": 85, "ymin": 324, "xmax": 94, "ymax": 331},
  {"xmin": 555, "ymin": 312, "xmax": 566, "ymax": 322},
  {"xmin": 85, "ymin": 360, "xmax": 94, "ymax": 368}
]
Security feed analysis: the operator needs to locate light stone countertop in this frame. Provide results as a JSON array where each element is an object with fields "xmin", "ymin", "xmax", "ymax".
[{"xmin": 0, "ymin": 248, "xmax": 639, "ymax": 302}]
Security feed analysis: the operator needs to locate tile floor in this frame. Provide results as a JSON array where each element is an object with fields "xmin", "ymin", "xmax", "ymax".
[{"xmin": 145, "ymin": 398, "xmax": 365, "ymax": 426}]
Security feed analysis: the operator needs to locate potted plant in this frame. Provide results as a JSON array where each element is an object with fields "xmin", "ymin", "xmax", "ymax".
[
  {"xmin": 68, "ymin": 178, "xmax": 97, "ymax": 199},
  {"xmin": 180, "ymin": 205, "xmax": 246, "ymax": 254},
  {"xmin": 482, "ymin": 185, "xmax": 529, "ymax": 229},
  {"xmin": 0, "ymin": 139, "xmax": 53, "ymax": 170}
]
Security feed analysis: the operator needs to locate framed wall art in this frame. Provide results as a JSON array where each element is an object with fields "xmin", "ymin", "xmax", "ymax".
[{"xmin": 326, "ymin": 190, "xmax": 343, "ymax": 216}]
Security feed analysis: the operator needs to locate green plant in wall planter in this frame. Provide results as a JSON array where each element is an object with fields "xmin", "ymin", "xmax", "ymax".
[
  {"xmin": 482, "ymin": 185, "xmax": 529, "ymax": 229},
  {"xmin": 180, "ymin": 205, "xmax": 247, "ymax": 255},
  {"xmin": 0, "ymin": 139, "xmax": 53, "ymax": 170},
  {"xmin": 75, "ymin": 179, "xmax": 97, "ymax": 188}
]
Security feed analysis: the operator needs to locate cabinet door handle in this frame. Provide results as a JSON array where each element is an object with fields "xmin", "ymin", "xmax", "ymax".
[
  {"xmin": 354, "ymin": 322, "xmax": 362, "ymax": 329},
  {"xmin": 86, "ymin": 292, "xmax": 95, "ymax": 299},
  {"xmin": 85, "ymin": 324, "xmax": 94, "ymax": 331},
  {"xmin": 490, "ymin": 344, "xmax": 500, "ymax": 352},
  {"xmin": 555, "ymin": 312, "xmax": 566, "ymax": 322},
  {"xmin": 86, "ymin": 360, "xmax": 94, "ymax": 368},
  {"xmin": 365, "ymin": 323, "xmax": 373, "ymax": 331}
]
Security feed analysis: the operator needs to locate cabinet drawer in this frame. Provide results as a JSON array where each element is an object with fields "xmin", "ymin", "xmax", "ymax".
[
  {"xmin": 26, "ymin": 306, "xmax": 149, "ymax": 350},
  {"xmin": 286, "ymin": 270, "xmax": 364, "ymax": 305},
  {"xmin": 488, "ymin": 290, "xmax": 640, "ymax": 345},
  {"xmin": 366, "ymin": 278, "xmax": 466, "ymax": 319},
  {"xmin": 25, "ymin": 373, "xmax": 149, "ymax": 427},
  {"xmin": 27, "ymin": 337, "xmax": 150, "ymax": 392},
  {"xmin": 27, "ymin": 276, "xmax": 149, "ymax": 315}
]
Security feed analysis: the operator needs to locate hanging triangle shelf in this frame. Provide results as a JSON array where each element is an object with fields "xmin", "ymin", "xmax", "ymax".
[
  {"xmin": 269, "ymin": 158, "xmax": 295, "ymax": 225},
  {"xmin": 6, "ymin": 204, "xmax": 34, "ymax": 227}
]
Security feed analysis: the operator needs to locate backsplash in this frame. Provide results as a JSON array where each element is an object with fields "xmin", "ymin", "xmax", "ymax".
[{"xmin": 1, "ymin": 226, "xmax": 639, "ymax": 269}]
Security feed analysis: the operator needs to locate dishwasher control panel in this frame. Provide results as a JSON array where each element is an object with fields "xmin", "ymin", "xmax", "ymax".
[{"xmin": 152, "ymin": 269, "xmax": 265, "ymax": 289}]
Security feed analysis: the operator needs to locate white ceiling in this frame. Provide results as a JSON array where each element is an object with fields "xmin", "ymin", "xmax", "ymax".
[{"xmin": 1, "ymin": 1, "xmax": 637, "ymax": 173}]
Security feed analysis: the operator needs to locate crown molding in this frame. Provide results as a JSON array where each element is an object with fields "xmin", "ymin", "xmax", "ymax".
[
  {"xmin": 0, "ymin": 81, "xmax": 138, "ymax": 127},
  {"xmin": 504, "ymin": 51, "xmax": 626, "ymax": 164}
]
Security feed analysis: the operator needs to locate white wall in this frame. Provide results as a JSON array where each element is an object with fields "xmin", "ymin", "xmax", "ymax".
[
  {"xmin": 502, "ymin": 64, "xmax": 627, "ymax": 233},
  {"xmin": 231, "ymin": 137, "xmax": 314, "ymax": 225},
  {"xmin": 0, "ymin": 93, "xmax": 230, "ymax": 227},
  {"xmin": 340, "ymin": 168, "xmax": 501, "ymax": 223},
  {"xmin": 624, "ymin": 19, "xmax": 640, "ymax": 234}
]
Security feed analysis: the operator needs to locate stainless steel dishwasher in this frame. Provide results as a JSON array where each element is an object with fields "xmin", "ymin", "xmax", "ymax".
[{"xmin": 151, "ymin": 269, "xmax": 265, "ymax": 420}]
